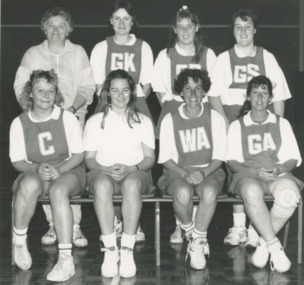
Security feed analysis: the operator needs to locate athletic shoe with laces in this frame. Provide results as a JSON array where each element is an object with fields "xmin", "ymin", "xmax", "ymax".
[
  {"xmin": 73, "ymin": 226, "xmax": 88, "ymax": 247},
  {"xmin": 114, "ymin": 216, "xmax": 123, "ymax": 238},
  {"xmin": 246, "ymin": 224, "xmax": 259, "ymax": 248},
  {"xmin": 269, "ymin": 243, "xmax": 291, "ymax": 273},
  {"xmin": 136, "ymin": 224, "xmax": 145, "ymax": 242},
  {"xmin": 119, "ymin": 246, "xmax": 136, "ymax": 278},
  {"xmin": 224, "ymin": 227, "xmax": 246, "ymax": 246},
  {"xmin": 46, "ymin": 256, "xmax": 75, "ymax": 282},
  {"xmin": 170, "ymin": 222, "xmax": 184, "ymax": 244},
  {"xmin": 101, "ymin": 246, "xmax": 119, "ymax": 278},
  {"xmin": 186, "ymin": 238, "xmax": 207, "ymax": 270},
  {"xmin": 251, "ymin": 238, "xmax": 269, "ymax": 268},
  {"xmin": 13, "ymin": 239, "xmax": 32, "ymax": 270},
  {"xmin": 41, "ymin": 226, "xmax": 57, "ymax": 245}
]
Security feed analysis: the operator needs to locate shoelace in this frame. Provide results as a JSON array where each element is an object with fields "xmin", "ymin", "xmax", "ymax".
[{"xmin": 185, "ymin": 239, "xmax": 208, "ymax": 261}]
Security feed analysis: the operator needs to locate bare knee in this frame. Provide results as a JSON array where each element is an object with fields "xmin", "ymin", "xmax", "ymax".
[
  {"xmin": 173, "ymin": 186, "xmax": 193, "ymax": 206},
  {"xmin": 92, "ymin": 175, "xmax": 114, "ymax": 198},
  {"xmin": 18, "ymin": 173, "xmax": 41, "ymax": 200},
  {"xmin": 198, "ymin": 186, "xmax": 218, "ymax": 206},
  {"xmin": 239, "ymin": 181, "xmax": 264, "ymax": 207},
  {"xmin": 122, "ymin": 176, "xmax": 142, "ymax": 198}
]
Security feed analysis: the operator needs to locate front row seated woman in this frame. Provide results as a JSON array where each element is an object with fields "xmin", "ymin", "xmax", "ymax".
[
  {"xmin": 10, "ymin": 70, "xmax": 86, "ymax": 282},
  {"xmin": 84, "ymin": 69, "xmax": 155, "ymax": 278},
  {"xmin": 158, "ymin": 68, "xmax": 227, "ymax": 270},
  {"xmin": 226, "ymin": 75, "xmax": 303, "ymax": 273}
]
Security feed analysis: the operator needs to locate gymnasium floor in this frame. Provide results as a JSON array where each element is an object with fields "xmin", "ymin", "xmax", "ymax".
[
  {"xmin": 0, "ymin": 188, "xmax": 303, "ymax": 284},
  {"xmin": 1, "ymin": 0, "xmax": 304, "ymax": 283}
]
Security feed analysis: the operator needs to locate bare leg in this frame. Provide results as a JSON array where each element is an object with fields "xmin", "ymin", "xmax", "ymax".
[
  {"xmin": 14, "ymin": 173, "xmax": 44, "ymax": 229},
  {"xmin": 121, "ymin": 173, "xmax": 145, "ymax": 235},
  {"xmin": 239, "ymin": 178, "xmax": 275, "ymax": 242},
  {"xmin": 91, "ymin": 173, "xmax": 115, "ymax": 235},
  {"xmin": 168, "ymin": 178, "xmax": 193, "ymax": 225},
  {"xmin": 195, "ymin": 181, "xmax": 219, "ymax": 232},
  {"xmin": 49, "ymin": 173, "xmax": 81, "ymax": 244}
]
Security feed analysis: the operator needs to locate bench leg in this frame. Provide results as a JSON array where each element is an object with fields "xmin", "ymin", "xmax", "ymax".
[
  {"xmin": 283, "ymin": 221, "xmax": 289, "ymax": 248},
  {"xmin": 155, "ymin": 202, "xmax": 160, "ymax": 266},
  {"xmin": 11, "ymin": 197, "xmax": 15, "ymax": 266},
  {"xmin": 298, "ymin": 201, "xmax": 303, "ymax": 264}
]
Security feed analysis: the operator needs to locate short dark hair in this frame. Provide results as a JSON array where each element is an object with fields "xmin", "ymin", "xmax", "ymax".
[
  {"xmin": 232, "ymin": 9, "xmax": 258, "ymax": 29},
  {"xmin": 174, "ymin": 68, "xmax": 211, "ymax": 95},
  {"xmin": 110, "ymin": 0, "xmax": 136, "ymax": 24}
]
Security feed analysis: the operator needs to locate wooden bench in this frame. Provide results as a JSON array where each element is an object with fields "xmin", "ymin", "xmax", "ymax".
[{"xmin": 11, "ymin": 192, "xmax": 302, "ymax": 266}]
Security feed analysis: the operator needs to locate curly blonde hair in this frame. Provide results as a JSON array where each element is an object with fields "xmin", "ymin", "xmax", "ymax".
[{"xmin": 19, "ymin": 69, "xmax": 64, "ymax": 112}]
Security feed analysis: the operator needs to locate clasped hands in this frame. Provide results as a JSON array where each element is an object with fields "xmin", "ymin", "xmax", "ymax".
[
  {"xmin": 38, "ymin": 163, "xmax": 61, "ymax": 180},
  {"xmin": 257, "ymin": 167, "xmax": 279, "ymax": 180},
  {"xmin": 182, "ymin": 169, "xmax": 205, "ymax": 185},
  {"xmin": 106, "ymin": 163, "xmax": 133, "ymax": 181}
]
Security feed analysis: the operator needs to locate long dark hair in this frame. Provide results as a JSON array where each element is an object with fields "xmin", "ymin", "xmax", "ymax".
[
  {"xmin": 167, "ymin": 5, "xmax": 206, "ymax": 63},
  {"xmin": 238, "ymin": 75, "xmax": 273, "ymax": 118},
  {"xmin": 95, "ymin": 69, "xmax": 140, "ymax": 128}
]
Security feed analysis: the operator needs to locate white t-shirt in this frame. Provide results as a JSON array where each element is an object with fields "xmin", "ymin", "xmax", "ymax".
[
  {"xmin": 158, "ymin": 103, "xmax": 226, "ymax": 167},
  {"xmin": 226, "ymin": 111, "xmax": 301, "ymax": 166},
  {"xmin": 151, "ymin": 44, "xmax": 217, "ymax": 102},
  {"xmin": 90, "ymin": 34, "xmax": 154, "ymax": 97},
  {"xmin": 84, "ymin": 110, "xmax": 155, "ymax": 166},
  {"xmin": 10, "ymin": 106, "xmax": 84, "ymax": 163},
  {"xmin": 208, "ymin": 45, "xmax": 292, "ymax": 106}
]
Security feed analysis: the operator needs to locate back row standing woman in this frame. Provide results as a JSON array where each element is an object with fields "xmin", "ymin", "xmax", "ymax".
[
  {"xmin": 90, "ymin": 0, "xmax": 154, "ymax": 240},
  {"xmin": 207, "ymin": 9, "xmax": 292, "ymax": 248}
]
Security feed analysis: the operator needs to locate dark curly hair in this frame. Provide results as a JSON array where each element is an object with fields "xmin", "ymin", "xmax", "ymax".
[
  {"xmin": 95, "ymin": 69, "xmax": 140, "ymax": 129},
  {"xmin": 174, "ymin": 68, "xmax": 211, "ymax": 95},
  {"xmin": 238, "ymin": 75, "xmax": 273, "ymax": 117},
  {"xmin": 19, "ymin": 69, "xmax": 64, "ymax": 112}
]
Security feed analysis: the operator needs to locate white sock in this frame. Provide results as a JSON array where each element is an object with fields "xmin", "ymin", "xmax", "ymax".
[
  {"xmin": 58, "ymin": 243, "xmax": 72, "ymax": 257},
  {"xmin": 192, "ymin": 228, "xmax": 207, "ymax": 240},
  {"xmin": 181, "ymin": 221, "xmax": 194, "ymax": 239},
  {"xmin": 73, "ymin": 224, "xmax": 80, "ymax": 231},
  {"xmin": 266, "ymin": 237, "xmax": 281, "ymax": 253},
  {"xmin": 233, "ymin": 213, "xmax": 246, "ymax": 228},
  {"xmin": 14, "ymin": 227, "xmax": 28, "ymax": 244},
  {"xmin": 101, "ymin": 232, "xmax": 116, "ymax": 248},
  {"xmin": 121, "ymin": 233, "xmax": 136, "ymax": 249}
]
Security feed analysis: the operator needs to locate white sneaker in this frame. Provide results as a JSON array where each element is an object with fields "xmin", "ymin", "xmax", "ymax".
[
  {"xmin": 114, "ymin": 216, "xmax": 123, "ymax": 238},
  {"xmin": 119, "ymin": 247, "xmax": 136, "ymax": 278},
  {"xmin": 269, "ymin": 243, "xmax": 291, "ymax": 273},
  {"xmin": 187, "ymin": 238, "xmax": 207, "ymax": 270},
  {"xmin": 73, "ymin": 226, "xmax": 88, "ymax": 247},
  {"xmin": 246, "ymin": 224, "xmax": 259, "ymax": 248},
  {"xmin": 41, "ymin": 226, "xmax": 57, "ymax": 245},
  {"xmin": 13, "ymin": 239, "xmax": 32, "ymax": 270},
  {"xmin": 46, "ymin": 256, "xmax": 75, "ymax": 282},
  {"xmin": 136, "ymin": 224, "xmax": 145, "ymax": 242},
  {"xmin": 101, "ymin": 246, "xmax": 119, "ymax": 278},
  {"xmin": 224, "ymin": 227, "xmax": 246, "ymax": 246},
  {"xmin": 251, "ymin": 238, "xmax": 269, "ymax": 268},
  {"xmin": 170, "ymin": 222, "xmax": 184, "ymax": 244}
]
